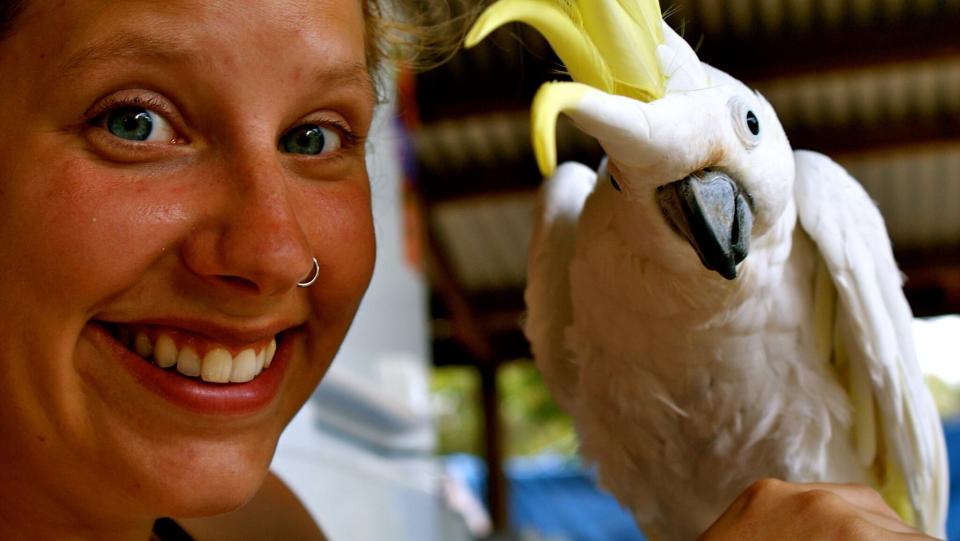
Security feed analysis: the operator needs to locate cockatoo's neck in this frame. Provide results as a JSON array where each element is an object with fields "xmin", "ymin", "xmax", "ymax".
[{"xmin": 579, "ymin": 181, "xmax": 799, "ymax": 321}]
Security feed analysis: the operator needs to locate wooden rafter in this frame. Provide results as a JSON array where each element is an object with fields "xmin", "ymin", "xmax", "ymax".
[{"xmin": 423, "ymin": 204, "xmax": 510, "ymax": 531}]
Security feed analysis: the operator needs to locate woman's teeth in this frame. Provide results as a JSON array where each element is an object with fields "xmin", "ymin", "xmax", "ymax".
[{"xmin": 122, "ymin": 330, "xmax": 277, "ymax": 384}]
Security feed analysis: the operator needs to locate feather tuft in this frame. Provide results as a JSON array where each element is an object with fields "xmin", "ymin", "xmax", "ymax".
[{"xmin": 466, "ymin": 0, "xmax": 667, "ymax": 174}]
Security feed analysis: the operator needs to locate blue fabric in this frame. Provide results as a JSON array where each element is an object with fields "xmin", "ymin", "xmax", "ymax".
[
  {"xmin": 944, "ymin": 419, "xmax": 960, "ymax": 540},
  {"xmin": 447, "ymin": 454, "xmax": 644, "ymax": 541},
  {"xmin": 507, "ymin": 456, "xmax": 644, "ymax": 541},
  {"xmin": 447, "ymin": 420, "xmax": 960, "ymax": 541}
]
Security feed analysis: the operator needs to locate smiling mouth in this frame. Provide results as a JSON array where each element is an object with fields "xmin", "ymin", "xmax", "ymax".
[{"xmin": 104, "ymin": 324, "xmax": 279, "ymax": 384}]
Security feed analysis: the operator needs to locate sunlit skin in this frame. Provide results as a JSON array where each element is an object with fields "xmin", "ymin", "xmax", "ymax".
[{"xmin": 0, "ymin": 0, "xmax": 375, "ymax": 538}]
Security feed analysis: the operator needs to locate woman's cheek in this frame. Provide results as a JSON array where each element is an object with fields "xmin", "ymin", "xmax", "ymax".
[
  {"xmin": 310, "ymin": 180, "xmax": 375, "ymax": 280},
  {"xmin": 34, "ymin": 167, "xmax": 193, "ymax": 302}
]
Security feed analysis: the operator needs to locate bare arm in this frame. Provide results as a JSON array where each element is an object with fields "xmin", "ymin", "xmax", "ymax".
[{"xmin": 177, "ymin": 471, "xmax": 326, "ymax": 541}]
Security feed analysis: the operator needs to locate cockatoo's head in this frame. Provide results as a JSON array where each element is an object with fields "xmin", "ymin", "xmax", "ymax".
[
  {"xmin": 542, "ymin": 26, "xmax": 795, "ymax": 280},
  {"xmin": 600, "ymin": 37, "xmax": 796, "ymax": 280},
  {"xmin": 466, "ymin": 2, "xmax": 796, "ymax": 280}
]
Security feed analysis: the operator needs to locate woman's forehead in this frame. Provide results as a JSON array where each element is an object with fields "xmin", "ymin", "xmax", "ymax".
[
  {"xmin": 4, "ymin": 0, "xmax": 373, "ymax": 100},
  {"xmin": 15, "ymin": 0, "xmax": 368, "ymax": 64}
]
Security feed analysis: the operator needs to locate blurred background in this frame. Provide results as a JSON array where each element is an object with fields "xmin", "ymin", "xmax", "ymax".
[{"xmin": 275, "ymin": 1, "xmax": 960, "ymax": 540}]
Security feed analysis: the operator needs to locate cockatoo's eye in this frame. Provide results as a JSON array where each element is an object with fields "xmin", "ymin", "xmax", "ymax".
[
  {"xmin": 728, "ymin": 96, "xmax": 761, "ymax": 149},
  {"xmin": 745, "ymin": 111, "xmax": 760, "ymax": 136}
]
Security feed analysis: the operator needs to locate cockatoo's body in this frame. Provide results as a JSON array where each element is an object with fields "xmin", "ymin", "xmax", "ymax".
[
  {"xmin": 545, "ymin": 157, "xmax": 883, "ymax": 540},
  {"xmin": 467, "ymin": 2, "xmax": 948, "ymax": 540}
]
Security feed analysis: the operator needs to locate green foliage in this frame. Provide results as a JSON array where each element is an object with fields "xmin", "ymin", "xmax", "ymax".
[
  {"xmin": 432, "ymin": 366, "xmax": 483, "ymax": 456},
  {"xmin": 430, "ymin": 361, "xmax": 577, "ymax": 457},
  {"xmin": 498, "ymin": 362, "xmax": 577, "ymax": 457}
]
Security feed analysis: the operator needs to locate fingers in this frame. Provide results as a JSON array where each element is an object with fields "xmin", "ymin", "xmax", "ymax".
[
  {"xmin": 797, "ymin": 483, "xmax": 903, "ymax": 522},
  {"xmin": 699, "ymin": 479, "xmax": 934, "ymax": 541},
  {"xmin": 796, "ymin": 487, "xmax": 919, "ymax": 536}
]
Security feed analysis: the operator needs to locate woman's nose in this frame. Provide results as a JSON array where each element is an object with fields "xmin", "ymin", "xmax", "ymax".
[{"xmin": 179, "ymin": 150, "xmax": 315, "ymax": 297}]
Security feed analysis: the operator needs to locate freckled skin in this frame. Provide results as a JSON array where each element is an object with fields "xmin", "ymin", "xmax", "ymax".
[{"xmin": 0, "ymin": 0, "xmax": 373, "ymax": 538}]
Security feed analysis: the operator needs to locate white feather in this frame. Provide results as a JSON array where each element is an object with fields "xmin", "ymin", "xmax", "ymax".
[
  {"xmin": 794, "ymin": 150, "xmax": 948, "ymax": 536},
  {"xmin": 524, "ymin": 161, "xmax": 597, "ymax": 411}
]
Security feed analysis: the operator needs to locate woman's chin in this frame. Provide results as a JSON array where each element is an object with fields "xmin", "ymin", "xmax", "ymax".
[
  {"xmin": 146, "ymin": 446, "xmax": 275, "ymax": 519},
  {"xmin": 100, "ymin": 428, "xmax": 280, "ymax": 521},
  {"xmin": 163, "ymin": 486, "xmax": 260, "ymax": 520}
]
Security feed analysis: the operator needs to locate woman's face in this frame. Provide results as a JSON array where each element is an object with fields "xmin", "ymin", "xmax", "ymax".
[{"xmin": 0, "ymin": 0, "xmax": 375, "ymax": 526}]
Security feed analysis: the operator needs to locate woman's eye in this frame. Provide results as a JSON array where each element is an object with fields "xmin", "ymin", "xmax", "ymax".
[
  {"xmin": 103, "ymin": 106, "xmax": 176, "ymax": 143},
  {"xmin": 280, "ymin": 124, "xmax": 342, "ymax": 155}
]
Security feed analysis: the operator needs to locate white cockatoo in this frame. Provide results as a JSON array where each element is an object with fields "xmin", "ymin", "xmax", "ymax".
[{"xmin": 466, "ymin": 1, "xmax": 948, "ymax": 540}]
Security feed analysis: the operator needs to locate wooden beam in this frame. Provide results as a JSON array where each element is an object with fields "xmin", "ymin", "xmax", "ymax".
[
  {"xmin": 432, "ymin": 316, "xmax": 530, "ymax": 367},
  {"xmin": 423, "ymin": 206, "xmax": 510, "ymax": 532},
  {"xmin": 681, "ymin": 7, "xmax": 960, "ymax": 82},
  {"xmin": 901, "ymin": 249, "xmax": 960, "ymax": 317},
  {"xmin": 788, "ymin": 120, "xmax": 960, "ymax": 157},
  {"xmin": 414, "ymin": 4, "xmax": 960, "ymax": 121},
  {"xmin": 418, "ymin": 132, "xmax": 960, "ymax": 205},
  {"xmin": 478, "ymin": 361, "xmax": 506, "ymax": 533}
]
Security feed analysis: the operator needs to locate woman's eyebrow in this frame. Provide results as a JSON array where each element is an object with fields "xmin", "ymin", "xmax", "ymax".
[
  {"xmin": 311, "ymin": 62, "xmax": 376, "ymax": 103},
  {"xmin": 59, "ymin": 33, "xmax": 193, "ymax": 77},
  {"xmin": 58, "ymin": 32, "xmax": 376, "ymax": 102}
]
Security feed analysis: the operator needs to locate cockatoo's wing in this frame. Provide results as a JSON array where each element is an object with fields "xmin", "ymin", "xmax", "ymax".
[
  {"xmin": 523, "ymin": 161, "xmax": 597, "ymax": 412},
  {"xmin": 794, "ymin": 150, "xmax": 948, "ymax": 537}
]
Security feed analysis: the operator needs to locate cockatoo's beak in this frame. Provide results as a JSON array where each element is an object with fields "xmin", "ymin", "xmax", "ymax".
[{"xmin": 655, "ymin": 170, "xmax": 753, "ymax": 280}]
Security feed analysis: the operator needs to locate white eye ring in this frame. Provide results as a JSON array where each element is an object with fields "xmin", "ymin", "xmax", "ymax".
[{"xmin": 728, "ymin": 96, "xmax": 761, "ymax": 149}]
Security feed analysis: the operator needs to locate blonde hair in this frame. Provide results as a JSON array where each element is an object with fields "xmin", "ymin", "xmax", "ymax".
[{"xmin": 364, "ymin": 0, "xmax": 479, "ymax": 76}]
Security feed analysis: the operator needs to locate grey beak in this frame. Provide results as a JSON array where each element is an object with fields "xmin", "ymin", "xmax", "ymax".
[{"xmin": 655, "ymin": 170, "xmax": 753, "ymax": 280}]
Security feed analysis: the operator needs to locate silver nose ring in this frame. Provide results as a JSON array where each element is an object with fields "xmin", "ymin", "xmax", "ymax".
[{"xmin": 297, "ymin": 257, "xmax": 320, "ymax": 288}]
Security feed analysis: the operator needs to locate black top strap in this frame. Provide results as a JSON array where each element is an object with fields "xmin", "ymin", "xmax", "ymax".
[{"xmin": 152, "ymin": 518, "xmax": 196, "ymax": 541}]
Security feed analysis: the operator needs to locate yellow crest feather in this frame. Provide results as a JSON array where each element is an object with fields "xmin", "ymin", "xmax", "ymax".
[{"xmin": 466, "ymin": 0, "xmax": 666, "ymax": 175}]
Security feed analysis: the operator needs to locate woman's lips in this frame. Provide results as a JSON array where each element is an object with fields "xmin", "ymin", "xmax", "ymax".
[{"xmin": 85, "ymin": 321, "xmax": 298, "ymax": 416}]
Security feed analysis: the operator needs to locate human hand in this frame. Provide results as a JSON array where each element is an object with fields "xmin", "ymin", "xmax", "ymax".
[{"xmin": 697, "ymin": 479, "xmax": 938, "ymax": 540}]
